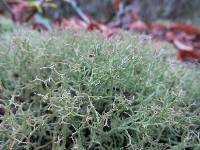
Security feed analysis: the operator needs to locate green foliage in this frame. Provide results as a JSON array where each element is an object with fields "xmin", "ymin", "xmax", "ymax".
[{"xmin": 0, "ymin": 29, "xmax": 200, "ymax": 149}]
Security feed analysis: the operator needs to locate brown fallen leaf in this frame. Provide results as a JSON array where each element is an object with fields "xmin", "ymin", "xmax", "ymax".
[
  {"xmin": 169, "ymin": 23, "xmax": 200, "ymax": 35},
  {"xmin": 177, "ymin": 50, "xmax": 200, "ymax": 62},
  {"xmin": 128, "ymin": 20, "xmax": 149, "ymax": 32},
  {"xmin": 87, "ymin": 21, "xmax": 119, "ymax": 38}
]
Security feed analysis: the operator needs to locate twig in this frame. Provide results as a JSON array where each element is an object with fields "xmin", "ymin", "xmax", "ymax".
[{"xmin": 64, "ymin": 0, "xmax": 90, "ymax": 24}]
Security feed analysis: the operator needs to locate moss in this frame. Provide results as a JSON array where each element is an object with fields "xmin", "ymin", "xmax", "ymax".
[
  {"xmin": 0, "ymin": 29, "xmax": 200, "ymax": 149},
  {"xmin": 0, "ymin": 17, "xmax": 15, "ymax": 33}
]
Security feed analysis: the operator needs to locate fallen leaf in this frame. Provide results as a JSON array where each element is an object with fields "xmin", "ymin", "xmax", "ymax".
[
  {"xmin": 169, "ymin": 23, "xmax": 200, "ymax": 35},
  {"xmin": 173, "ymin": 39, "xmax": 193, "ymax": 51},
  {"xmin": 177, "ymin": 50, "xmax": 200, "ymax": 61},
  {"xmin": 128, "ymin": 20, "xmax": 148, "ymax": 32}
]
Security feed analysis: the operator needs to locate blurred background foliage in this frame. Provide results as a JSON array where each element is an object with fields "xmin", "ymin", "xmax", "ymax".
[
  {"xmin": 0, "ymin": 0, "xmax": 200, "ymax": 32},
  {"xmin": 78, "ymin": 0, "xmax": 200, "ymax": 24},
  {"xmin": 81, "ymin": 0, "xmax": 200, "ymax": 26},
  {"xmin": 0, "ymin": 0, "xmax": 200, "ymax": 23}
]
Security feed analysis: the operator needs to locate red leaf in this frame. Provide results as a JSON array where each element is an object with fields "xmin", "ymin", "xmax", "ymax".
[
  {"xmin": 176, "ymin": 50, "xmax": 200, "ymax": 61},
  {"xmin": 169, "ymin": 23, "xmax": 200, "ymax": 35}
]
